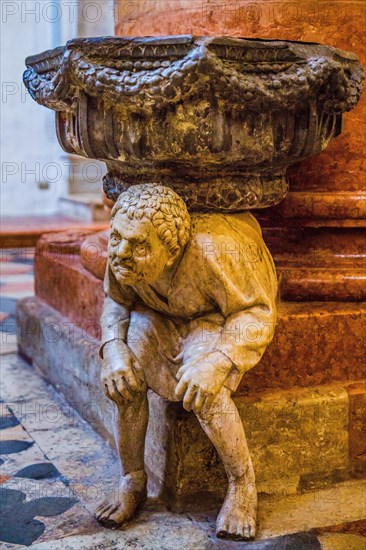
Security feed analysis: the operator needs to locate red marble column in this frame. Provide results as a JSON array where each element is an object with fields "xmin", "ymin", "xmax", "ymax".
[
  {"xmin": 115, "ymin": 0, "xmax": 365, "ymax": 191},
  {"xmin": 114, "ymin": 0, "xmax": 366, "ymax": 302}
]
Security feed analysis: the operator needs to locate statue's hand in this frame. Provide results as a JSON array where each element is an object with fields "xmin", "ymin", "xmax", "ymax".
[
  {"xmin": 175, "ymin": 351, "xmax": 233, "ymax": 413},
  {"xmin": 101, "ymin": 340, "xmax": 145, "ymax": 403}
]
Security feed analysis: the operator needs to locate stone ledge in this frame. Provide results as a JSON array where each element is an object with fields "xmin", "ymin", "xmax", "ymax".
[
  {"xmin": 0, "ymin": 217, "xmax": 108, "ymax": 248},
  {"xmin": 16, "ymin": 296, "xmax": 364, "ymax": 505},
  {"xmin": 150, "ymin": 384, "xmax": 349, "ymax": 505}
]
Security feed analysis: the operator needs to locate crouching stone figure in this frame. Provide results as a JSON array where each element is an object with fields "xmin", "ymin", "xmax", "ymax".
[{"xmin": 95, "ymin": 183, "xmax": 277, "ymax": 541}]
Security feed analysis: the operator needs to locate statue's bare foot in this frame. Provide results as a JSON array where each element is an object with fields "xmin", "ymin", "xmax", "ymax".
[
  {"xmin": 95, "ymin": 470, "xmax": 147, "ymax": 529},
  {"xmin": 216, "ymin": 477, "xmax": 257, "ymax": 541}
]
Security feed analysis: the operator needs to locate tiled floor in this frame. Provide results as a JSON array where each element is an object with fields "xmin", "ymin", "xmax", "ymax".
[{"xmin": 0, "ymin": 249, "xmax": 366, "ymax": 549}]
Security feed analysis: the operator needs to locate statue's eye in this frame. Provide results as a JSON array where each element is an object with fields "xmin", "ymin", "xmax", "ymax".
[{"xmin": 134, "ymin": 243, "xmax": 148, "ymax": 255}]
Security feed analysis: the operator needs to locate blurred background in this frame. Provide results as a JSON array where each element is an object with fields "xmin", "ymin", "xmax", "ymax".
[{"xmin": 1, "ymin": 0, "xmax": 114, "ymax": 221}]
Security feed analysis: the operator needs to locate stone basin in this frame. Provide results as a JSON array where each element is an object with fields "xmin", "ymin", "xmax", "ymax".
[{"xmin": 23, "ymin": 36, "xmax": 364, "ymax": 211}]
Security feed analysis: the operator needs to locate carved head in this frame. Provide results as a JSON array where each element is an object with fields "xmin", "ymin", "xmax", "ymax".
[{"xmin": 109, "ymin": 184, "xmax": 191, "ymax": 285}]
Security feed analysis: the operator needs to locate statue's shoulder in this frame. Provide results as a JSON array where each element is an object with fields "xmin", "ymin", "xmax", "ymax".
[
  {"xmin": 186, "ymin": 213, "xmax": 267, "ymax": 270},
  {"xmin": 189, "ymin": 212, "xmax": 262, "ymax": 245}
]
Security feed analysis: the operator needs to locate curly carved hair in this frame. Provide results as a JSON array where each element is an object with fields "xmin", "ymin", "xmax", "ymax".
[{"xmin": 112, "ymin": 184, "xmax": 191, "ymax": 256}]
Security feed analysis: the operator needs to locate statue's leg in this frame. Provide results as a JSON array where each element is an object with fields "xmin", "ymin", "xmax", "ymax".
[
  {"xmin": 95, "ymin": 388, "xmax": 149, "ymax": 528},
  {"xmin": 96, "ymin": 306, "xmax": 182, "ymax": 528},
  {"xmin": 195, "ymin": 386, "xmax": 257, "ymax": 541}
]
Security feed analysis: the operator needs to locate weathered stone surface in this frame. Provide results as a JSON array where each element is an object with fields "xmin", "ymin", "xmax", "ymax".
[
  {"xmin": 148, "ymin": 384, "xmax": 349, "ymax": 505},
  {"xmin": 346, "ymin": 382, "xmax": 366, "ymax": 476},
  {"xmin": 245, "ymin": 302, "xmax": 365, "ymax": 393},
  {"xmin": 194, "ymin": 480, "xmax": 366, "ymax": 541},
  {"xmin": 15, "ymin": 297, "xmax": 114, "ymax": 445},
  {"xmin": 79, "ymin": 231, "xmax": 108, "ymax": 281},
  {"xmin": 262, "ymin": 192, "xmax": 366, "ymax": 222},
  {"xmin": 318, "ymin": 533, "xmax": 366, "ymax": 550},
  {"xmin": 22, "ymin": 21, "xmax": 365, "ymax": 540},
  {"xmin": 26, "ymin": 514, "xmax": 211, "ymax": 550},
  {"xmin": 16, "ymin": 296, "xmax": 352, "ymax": 504},
  {"xmin": 111, "ymin": 2, "xmax": 366, "ymax": 305},
  {"xmin": 80, "ymin": 226, "xmax": 366, "ymax": 302},
  {"xmin": 3, "ymin": 350, "xmax": 365, "ymax": 548}
]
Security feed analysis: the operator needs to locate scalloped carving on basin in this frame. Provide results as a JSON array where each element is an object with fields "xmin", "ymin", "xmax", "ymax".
[{"xmin": 24, "ymin": 36, "xmax": 364, "ymax": 211}]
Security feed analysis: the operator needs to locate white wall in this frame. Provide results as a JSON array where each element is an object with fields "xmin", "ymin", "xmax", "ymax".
[{"xmin": 0, "ymin": 0, "xmax": 114, "ymax": 217}]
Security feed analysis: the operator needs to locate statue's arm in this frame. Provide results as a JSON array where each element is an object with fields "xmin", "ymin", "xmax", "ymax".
[
  {"xmin": 214, "ymin": 305, "xmax": 276, "ymax": 376},
  {"xmin": 199, "ymin": 232, "xmax": 277, "ymax": 376},
  {"xmin": 99, "ymin": 295, "xmax": 145, "ymax": 401},
  {"xmin": 99, "ymin": 295, "xmax": 131, "ymax": 359},
  {"xmin": 176, "ymin": 228, "xmax": 277, "ymax": 410},
  {"xmin": 99, "ymin": 261, "xmax": 138, "ymax": 358}
]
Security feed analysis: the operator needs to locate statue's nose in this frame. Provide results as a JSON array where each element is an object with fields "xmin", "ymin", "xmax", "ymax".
[{"xmin": 116, "ymin": 239, "xmax": 132, "ymax": 259}]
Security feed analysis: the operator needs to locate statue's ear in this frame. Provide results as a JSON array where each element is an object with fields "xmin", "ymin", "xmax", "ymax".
[{"xmin": 166, "ymin": 247, "xmax": 181, "ymax": 268}]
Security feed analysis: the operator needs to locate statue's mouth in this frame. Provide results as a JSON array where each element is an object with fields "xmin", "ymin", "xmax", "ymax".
[{"xmin": 112, "ymin": 260, "xmax": 134, "ymax": 273}]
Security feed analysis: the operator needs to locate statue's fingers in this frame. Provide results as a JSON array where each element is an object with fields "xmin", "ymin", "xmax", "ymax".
[
  {"xmin": 175, "ymin": 376, "xmax": 188, "ymax": 400},
  {"xmin": 116, "ymin": 377, "xmax": 133, "ymax": 401},
  {"xmin": 131, "ymin": 362, "xmax": 145, "ymax": 385},
  {"xmin": 192, "ymin": 389, "xmax": 205, "ymax": 414},
  {"xmin": 107, "ymin": 381, "xmax": 119, "ymax": 403},
  {"xmin": 103, "ymin": 383, "xmax": 112, "ymax": 400},
  {"xmin": 175, "ymin": 367, "xmax": 184, "ymax": 380},
  {"xmin": 114, "ymin": 379, "xmax": 133, "ymax": 402},
  {"xmin": 124, "ymin": 370, "xmax": 140, "ymax": 392},
  {"xmin": 183, "ymin": 385, "xmax": 197, "ymax": 411},
  {"xmin": 176, "ymin": 364, "xmax": 189, "ymax": 380}
]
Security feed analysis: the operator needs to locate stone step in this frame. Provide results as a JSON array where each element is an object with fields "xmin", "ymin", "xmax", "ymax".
[
  {"xmin": 58, "ymin": 193, "xmax": 110, "ymax": 223},
  {"xmin": 16, "ymin": 296, "xmax": 366, "ymax": 505}
]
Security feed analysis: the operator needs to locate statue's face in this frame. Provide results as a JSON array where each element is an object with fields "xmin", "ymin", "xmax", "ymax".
[{"xmin": 109, "ymin": 211, "xmax": 173, "ymax": 285}]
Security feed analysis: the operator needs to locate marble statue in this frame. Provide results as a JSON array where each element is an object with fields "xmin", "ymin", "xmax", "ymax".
[{"xmin": 95, "ymin": 183, "xmax": 277, "ymax": 540}]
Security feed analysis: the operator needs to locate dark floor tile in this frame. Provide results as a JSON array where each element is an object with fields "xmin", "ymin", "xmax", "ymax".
[
  {"xmin": 0, "ymin": 416, "xmax": 20, "ymax": 430},
  {"xmin": 0, "ymin": 440, "xmax": 34, "ymax": 454},
  {"xmin": 0, "ymin": 487, "xmax": 77, "ymax": 546},
  {"xmin": 15, "ymin": 463, "xmax": 60, "ymax": 480}
]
